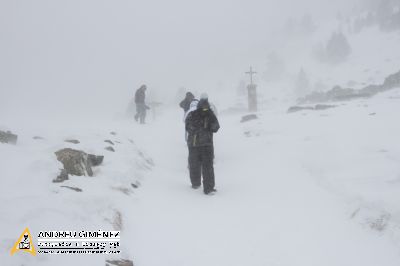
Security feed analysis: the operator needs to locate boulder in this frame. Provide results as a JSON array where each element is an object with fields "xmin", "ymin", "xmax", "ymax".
[
  {"xmin": 105, "ymin": 140, "xmax": 115, "ymax": 145},
  {"xmin": 112, "ymin": 210, "xmax": 123, "ymax": 231},
  {"xmin": 65, "ymin": 139, "xmax": 80, "ymax": 144},
  {"xmin": 106, "ymin": 259, "xmax": 134, "ymax": 266},
  {"xmin": 105, "ymin": 146, "xmax": 115, "ymax": 152},
  {"xmin": 314, "ymin": 104, "xmax": 336, "ymax": 110},
  {"xmin": 368, "ymin": 213, "xmax": 391, "ymax": 232},
  {"xmin": 240, "ymin": 114, "xmax": 258, "ymax": 123},
  {"xmin": 287, "ymin": 106, "xmax": 314, "ymax": 113},
  {"xmin": 55, "ymin": 148, "xmax": 103, "ymax": 177},
  {"xmin": 0, "ymin": 130, "xmax": 18, "ymax": 145}
]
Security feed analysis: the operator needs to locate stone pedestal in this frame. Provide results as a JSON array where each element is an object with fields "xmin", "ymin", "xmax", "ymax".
[{"xmin": 247, "ymin": 84, "xmax": 257, "ymax": 112}]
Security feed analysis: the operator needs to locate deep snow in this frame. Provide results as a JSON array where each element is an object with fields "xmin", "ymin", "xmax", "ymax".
[
  {"xmin": 125, "ymin": 89, "xmax": 400, "ymax": 266},
  {"xmin": 2, "ymin": 88, "xmax": 400, "ymax": 265}
]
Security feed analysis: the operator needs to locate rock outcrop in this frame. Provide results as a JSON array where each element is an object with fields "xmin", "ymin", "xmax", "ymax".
[
  {"xmin": 55, "ymin": 148, "xmax": 93, "ymax": 176},
  {"xmin": 240, "ymin": 114, "xmax": 258, "ymax": 123},
  {"xmin": 383, "ymin": 70, "xmax": 400, "ymax": 89},
  {"xmin": 0, "ymin": 130, "xmax": 18, "ymax": 145},
  {"xmin": 65, "ymin": 139, "xmax": 80, "ymax": 144},
  {"xmin": 54, "ymin": 148, "xmax": 104, "ymax": 180},
  {"xmin": 287, "ymin": 106, "xmax": 314, "ymax": 113},
  {"xmin": 299, "ymin": 69, "xmax": 400, "ymax": 104},
  {"xmin": 287, "ymin": 104, "xmax": 335, "ymax": 113},
  {"xmin": 106, "ymin": 259, "xmax": 134, "ymax": 266},
  {"xmin": 105, "ymin": 146, "xmax": 115, "ymax": 152},
  {"xmin": 105, "ymin": 140, "xmax": 115, "ymax": 145}
]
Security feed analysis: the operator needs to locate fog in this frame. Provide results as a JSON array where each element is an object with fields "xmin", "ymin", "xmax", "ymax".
[
  {"xmin": 1, "ymin": 0, "xmax": 357, "ymax": 118},
  {"xmin": 2, "ymin": 2, "xmax": 400, "ymax": 265}
]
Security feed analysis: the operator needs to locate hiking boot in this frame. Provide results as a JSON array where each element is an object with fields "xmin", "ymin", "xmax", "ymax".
[
  {"xmin": 191, "ymin": 185, "xmax": 201, "ymax": 189},
  {"xmin": 204, "ymin": 188, "xmax": 217, "ymax": 195}
]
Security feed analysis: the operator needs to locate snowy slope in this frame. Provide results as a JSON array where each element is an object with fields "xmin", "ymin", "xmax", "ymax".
[
  {"xmin": 2, "ymin": 1, "xmax": 400, "ymax": 265},
  {"xmin": 123, "ymin": 88, "xmax": 400, "ymax": 266},
  {"xmin": 245, "ymin": 21, "xmax": 400, "ymax": 105},
  {"xmin": 1, "ymin": 87, "xmax": 400, "ymax": 265},
  {"xmin": 0, "ymin": 119, "xmax": 154, "ymax": 265}
]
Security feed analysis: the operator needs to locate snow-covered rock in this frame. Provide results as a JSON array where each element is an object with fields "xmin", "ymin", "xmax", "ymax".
[
  {"xmin": 55, "ymin": 148, "xmax": 99, "ymax": 177},
  {"xmin": 0, "ymin": 130, "xmax": 18, "ymax": 145}
]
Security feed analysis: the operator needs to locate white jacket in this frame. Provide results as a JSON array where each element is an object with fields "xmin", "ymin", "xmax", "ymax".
[{"xmin": 183, "ymin": 100, "xmax": 199, "ymax": 122}]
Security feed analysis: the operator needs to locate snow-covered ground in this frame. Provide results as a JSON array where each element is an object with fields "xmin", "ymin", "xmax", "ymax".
[
  {"xmin": 126, "ymin": 88, "xmax": 400, "ymax": 266},
  {"xmin": 2, "ymin": 87, "xmax": 400, "ymax": 265},
  {"xmin": 0, "ymin": 117, "xmax": 154, "ymax": 265},
  {"xmin": 2, "ymin": 1, "xmax": 400, "ymax": 265}
]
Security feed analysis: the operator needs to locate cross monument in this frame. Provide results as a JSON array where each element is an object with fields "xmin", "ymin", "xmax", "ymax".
[{"xmin": 245, "ymin": 66, "xmax": 258, "ymax": 112}]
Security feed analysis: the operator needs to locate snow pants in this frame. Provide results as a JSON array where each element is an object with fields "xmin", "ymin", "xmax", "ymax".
[
  {"xmin": 188, "ymin": 145, "xmax": 215, "ymax": 193},
  {"xmin": 135, "ymin": 103, "xmax": 147, "ymax": 124}
]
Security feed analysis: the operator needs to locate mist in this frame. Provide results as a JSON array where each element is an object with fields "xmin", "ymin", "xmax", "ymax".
[
  {"xmin": 0, "ymin": 0, "xmax": 354, "ymax": 119},
  {"xmin": 2, "ymin": 1, "xmax": 400, "ymax": 265}
]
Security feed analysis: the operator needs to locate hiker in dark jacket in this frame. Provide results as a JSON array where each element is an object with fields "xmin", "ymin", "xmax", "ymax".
[
  {"xmin": 185, "ymin": 98, "xmax": 220, "ymax": 195},
  {"xmin": 134, "ymin": 85, "xmax": 149, "ymax": 124},
  {"xmin": 179, "ymin": 92, "xmax": 195, "ymax": 113}
]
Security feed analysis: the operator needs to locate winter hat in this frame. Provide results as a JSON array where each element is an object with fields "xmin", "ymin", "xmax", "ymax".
[
  {"xmin": 200, "ymin": 93, "xmax": 208, "ymax": 100},
  {"xmin": 186, "ymin": 92, "xmax": 194, "ymax": 98},
  {"xmin": 197, "ymin": 98, "xmax": 210, "ymax": 110}
]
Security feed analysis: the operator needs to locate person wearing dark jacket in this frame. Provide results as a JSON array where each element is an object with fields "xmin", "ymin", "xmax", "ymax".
[
  {"xmin": 179, "ymin": 92, "xmax": 195, "ymax": 113},
  {"xmin": 185, "ymin": 98, "xmax": 220, "ymax": 195},
  {"xmin": 134, "ymin": 85, "xmax": 149, "ymax": 124}
]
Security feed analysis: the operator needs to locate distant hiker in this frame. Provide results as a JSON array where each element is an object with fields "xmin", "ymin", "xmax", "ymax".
[
  {"xmin": 185, "ymin": 97, "xmax": 220, "ymax": 195},
  {"xmin": 134, "ymin": 85, "xmax": 150, "ymax": 124},
  {"xmin": 179, "ymin": 92, "xmax": 195, "ymax": 113}
]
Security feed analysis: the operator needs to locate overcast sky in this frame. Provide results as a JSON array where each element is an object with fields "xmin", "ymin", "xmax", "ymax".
[{"xmin": 0, "ymin": 0, "xmax": 356, "ymax": 116}]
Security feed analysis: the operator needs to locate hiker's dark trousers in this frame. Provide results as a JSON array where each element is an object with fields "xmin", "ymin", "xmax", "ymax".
[
  {"xmin": 188, "ymin": 145, "xmax": 215, "ymax": 192},
  {"xmin": 135, "ymin": 103, "xmax": 147, "ymax": 124}
]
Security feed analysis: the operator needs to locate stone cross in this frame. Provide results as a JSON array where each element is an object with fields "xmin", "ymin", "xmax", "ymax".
[
  {"xmin": 245, "ymin": 66, "xmax": 257, "ymax": 85},
  {"xmin": 245, "ymin": 66, "xmax": 258, "ymax": 112}
]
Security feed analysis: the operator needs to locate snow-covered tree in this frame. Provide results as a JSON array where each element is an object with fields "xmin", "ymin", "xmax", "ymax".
[
  {"xmin": 357, "ymin": 0, "xmax": 400, "ymax": 31},
  {"xmin": 378, "ymin": 0, "xmax": 400, "ymax": 31},
  {"xmin": 301, "ymin": 14, "xmax": 317, "ymax": 34},
  {"xmin": 325, "ymin": 31, "xmax": 351, "ymax": 63},
  {"xmin": 353, "ymin": 12, "xmax": 376, "ymax": 33}
]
